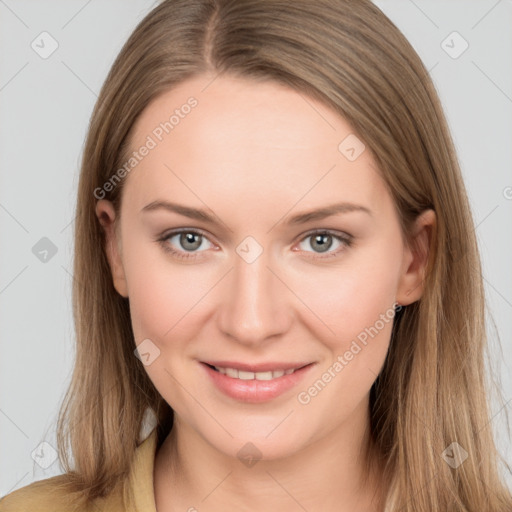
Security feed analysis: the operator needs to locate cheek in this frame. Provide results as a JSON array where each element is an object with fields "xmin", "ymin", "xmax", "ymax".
[
  {"xmin": 291, "ymin": 240, "xmax": 402, "ymax": 349},
  {"xmin": 120, "ymin": 227, "xmax": 219, "ymax": 338},
  {"xmin": 290, "ymin": 238, "xmax": 402, "ymax": 418},
  {"xmin": 122, "ymin": 248, "xmax": 216, "ymax": 414},
  {"xmin": 126, "ymin": 262, "xmax": 213, "ymax": 343},
  {"xmin": 293, "ymin": 267, "xmax": 398, "ymax": 426}
]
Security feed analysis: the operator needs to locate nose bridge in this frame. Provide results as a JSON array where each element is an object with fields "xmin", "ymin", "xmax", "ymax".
[{"xmin": 217, "ymin": 240, "xmax": 289, "ymax": 344}]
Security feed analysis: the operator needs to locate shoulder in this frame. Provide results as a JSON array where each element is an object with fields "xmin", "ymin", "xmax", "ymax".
[
  {"xmin": 0, "ymin": 475, "xmax": 123, "ymax": 512},
  {"xmin": 0, "ymin": 476, "xmax": 81, "ymax": 512},
  {"xmin": 0, "ymin": 429, "xmax": 159, "ymax": 512}
]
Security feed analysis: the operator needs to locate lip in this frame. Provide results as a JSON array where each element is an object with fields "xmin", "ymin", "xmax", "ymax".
[{"xmin": 200, "ymin": 361, "xmax": 315, "ymax": 403}]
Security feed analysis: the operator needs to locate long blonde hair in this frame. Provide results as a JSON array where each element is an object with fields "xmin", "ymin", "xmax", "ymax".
[{"xmin": 53, "ymin": 0, "xmax": 511, "ymax": 509}]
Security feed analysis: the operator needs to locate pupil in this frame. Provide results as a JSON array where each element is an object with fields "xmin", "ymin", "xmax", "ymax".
[
  {"xmin": 181, "ymin": 232, "xmax": 201, "ymax": 251},
  {"xmin": 313, "ymin": 234, "xmax": 332, "ymax": 253}
]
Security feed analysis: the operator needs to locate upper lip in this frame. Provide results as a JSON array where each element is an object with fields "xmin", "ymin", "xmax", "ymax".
[{"xmin": 202, "ymin": 361, "xmax": 313, "ymax": 372}]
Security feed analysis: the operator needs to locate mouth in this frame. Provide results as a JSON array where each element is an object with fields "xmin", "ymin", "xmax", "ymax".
[{"xmin": 200, "ymin": 361, "xmax": 315, "ymax": 403}]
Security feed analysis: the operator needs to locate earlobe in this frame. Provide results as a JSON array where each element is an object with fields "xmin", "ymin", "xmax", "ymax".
[
  {"xmin": 396, "ymin": 209, "xmax": 436, "ymax": 306},
  {"xmin": 95, "ymin": 200, "xmax": 129, "ymax": 298}
]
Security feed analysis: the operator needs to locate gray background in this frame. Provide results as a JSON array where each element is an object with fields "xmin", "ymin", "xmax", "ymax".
[{"xmin": 1, "ymin": 0, "xmax": 511, "ymax": 496}]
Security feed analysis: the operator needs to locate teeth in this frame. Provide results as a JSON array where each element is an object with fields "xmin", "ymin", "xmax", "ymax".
[
  {"xmin": 225, "ymin": 367, "xmax": 238, "ymax": 378},
  {"xmin": 253, "ymin": 371, "xmax": 273, "ymax": 380},
  {"xmin": 213, "ymin": 366, "xmax": 298, "ymax": 380}
]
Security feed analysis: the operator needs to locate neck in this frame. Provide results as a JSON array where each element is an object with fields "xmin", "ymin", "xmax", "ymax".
[{"xmin": 154, "ymin": 400, "xmax": 385, "ymax": 512}]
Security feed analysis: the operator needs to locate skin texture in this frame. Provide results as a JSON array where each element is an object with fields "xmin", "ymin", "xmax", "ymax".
[{"xmin": 96, "ymin": 73, "xmax": 435, "ymax": 511}]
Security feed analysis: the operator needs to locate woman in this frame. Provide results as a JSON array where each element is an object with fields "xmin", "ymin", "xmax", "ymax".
[{"xmin": 1, "ymin": 0, "xmax": 510, "ymax": 510}]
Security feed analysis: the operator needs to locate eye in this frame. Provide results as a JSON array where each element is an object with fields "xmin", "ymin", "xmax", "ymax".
[
  {"xmin": 157, "ymin": 229, "xmax": 214, "ymax": 260},
  {"xmin": 157, "ymin": 228, "xmax": 353, "ymax": 261},
  {"xmin": 295, "ymin": 230, "xmax": 353, "ymax": 259}
]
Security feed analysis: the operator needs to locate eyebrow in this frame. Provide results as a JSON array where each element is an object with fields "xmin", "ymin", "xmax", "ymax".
[{"xmin": 140, "ymin": 200, "xmax": 372, "ymax": 225}]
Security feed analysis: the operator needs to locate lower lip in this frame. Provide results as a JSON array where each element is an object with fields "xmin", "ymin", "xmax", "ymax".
[{"xmin": 200, "ymin": 362, "xmax": 315, "ymax": 403}]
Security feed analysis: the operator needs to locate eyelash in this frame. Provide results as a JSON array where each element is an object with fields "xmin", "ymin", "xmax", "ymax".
[{"xmin": 156, "ymin": 228, "xmax": 353, "ymax": 262}]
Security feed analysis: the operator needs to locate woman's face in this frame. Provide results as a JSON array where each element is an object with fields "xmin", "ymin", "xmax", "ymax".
[{"xmin": 96, "ymin": 73, "xmax": 430, "ymax": 461}]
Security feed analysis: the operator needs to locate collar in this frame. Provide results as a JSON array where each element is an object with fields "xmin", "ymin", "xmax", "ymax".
[{"xmin": 124, "ymin": 428, "xmax": 159, "ymax": 512}]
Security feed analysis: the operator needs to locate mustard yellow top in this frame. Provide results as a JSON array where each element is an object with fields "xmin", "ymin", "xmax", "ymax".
[{"xmin": 0, "ymin": 429, "xmax": 159, "ymax": 512}]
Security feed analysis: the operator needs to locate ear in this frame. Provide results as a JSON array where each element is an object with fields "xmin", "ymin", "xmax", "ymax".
[
  {"xmin": 396, "ymin": 209, "xmax": 436, "ymax": 306},
  {"xmin": 95, "ymin": 199, "xmax": 129, "ymax": 298}
]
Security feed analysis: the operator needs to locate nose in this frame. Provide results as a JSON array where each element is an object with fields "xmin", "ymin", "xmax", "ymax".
[{"xmin": 216, "ymin": 245, "xmax": 292, "ymax": 347}]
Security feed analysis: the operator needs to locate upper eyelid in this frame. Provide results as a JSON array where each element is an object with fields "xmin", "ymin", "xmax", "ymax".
[{"xmin": 161, "ymin": 227, "xmax": 215, "ymax": 246}]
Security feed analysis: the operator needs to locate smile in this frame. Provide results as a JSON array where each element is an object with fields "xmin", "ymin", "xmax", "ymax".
[{"xmin": 200, "ymin": 361, "xmax": 315, "ymax": 403}]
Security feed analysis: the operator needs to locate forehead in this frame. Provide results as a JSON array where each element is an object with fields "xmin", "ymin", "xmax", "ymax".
[{"xmin": 122, "ymin": 73, "xmax": 388, "ymax": 219}]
